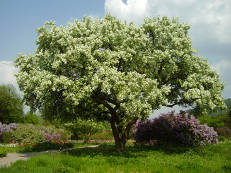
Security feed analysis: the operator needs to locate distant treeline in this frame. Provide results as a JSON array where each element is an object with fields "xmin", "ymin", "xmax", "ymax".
[
  {"xmin": 207, "ymin": 98, "xmax": 231, "ymax": 116},
  {"xmin": 187, "ymin": 98, "xmax": 231, "ymax": 117}
]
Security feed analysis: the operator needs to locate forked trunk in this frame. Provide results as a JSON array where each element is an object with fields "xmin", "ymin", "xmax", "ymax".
[
  {"xmin": 91, "ymin": 93, "xmax": 138, "ymax": 151},
  {"xmin": 115, "ymin": 139, "xmax": 126, "ymax": 152},
  {"xmin": 111, "ymin": 127, "xmax": 127, "ymax": 152},
  {"xmin": 110, "ymin": 117, "xmax": 138, "ymax": 152}
]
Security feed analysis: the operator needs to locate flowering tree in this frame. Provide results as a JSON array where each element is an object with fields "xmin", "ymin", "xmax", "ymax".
[{"xmin": 15, "ymin": 14, "xmax": 225, "ymax": 151}]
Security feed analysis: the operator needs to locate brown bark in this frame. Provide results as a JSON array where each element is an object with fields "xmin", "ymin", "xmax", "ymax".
[
  {"xmin": 110, "ymin": 116, "xmax": 138, "ymax": 152},
  {"xmin": 91, "ymin": 93, "xmax": 138, "ymax": 152}
]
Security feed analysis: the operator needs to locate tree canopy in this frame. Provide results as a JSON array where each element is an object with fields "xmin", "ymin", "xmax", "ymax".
[
  {"xmin": 0, "ymin": 84, "xmax": 24, "ymax": 123},
  {"xmin": 15, "ymin": 14, "xmax": 225, "ymax": 151}
]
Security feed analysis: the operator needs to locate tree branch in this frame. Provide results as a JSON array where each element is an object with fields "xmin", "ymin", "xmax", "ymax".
[
  {"xmin": 92, "ymin": 95, "xmax": 115, "ymax": 114},
  {"xmin": 166, "ymin": 98, "xmax": 201, "ymax": 107},
  {"xmin": 123, "ymin": 116, "xmax": 138, "ymax": 140}
]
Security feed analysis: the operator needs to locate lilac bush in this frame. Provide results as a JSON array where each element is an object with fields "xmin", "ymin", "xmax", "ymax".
[
  {"xmin": 0, "ymin": 122, "xmax": 17, "ymax": 142},
  {"xmin": 0, "ymin": 122, "xmax": 17, "ymax": 135},
  {"xmin": 44, "ymin": 132, "xmax": 61, "ymax": 143},
  {"xmin": 0, "ymin": 123, "xmax": 70, "ymax": 144},
  {"xmin": 12, "ymin": 124, "xmax": 71, "ymax": 144},
  {"xmin": 133, "ymin": 111, "xmax": 218, "ymax": 146}
]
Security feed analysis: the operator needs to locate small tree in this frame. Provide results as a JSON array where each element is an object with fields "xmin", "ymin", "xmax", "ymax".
[
  {"xmin": 15, "ymin": 14, "xmax": 225, "ymax": 151},
  {"xmin": 23, "ymin": 112, "xmax": 40, "ymax": 124},
  {"xmin": 65, "ymin": 119, "xmax": 103, "ymax": 143},
  {"xmin": 0, "ymin": 84, "xmax": 24, "ymax": 123}
]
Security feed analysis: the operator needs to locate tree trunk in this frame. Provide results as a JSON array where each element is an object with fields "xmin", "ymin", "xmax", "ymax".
[
  {"xmin": 110, "ymin": 117, "xmax": 138, "ymax": 152},
  {"xmin": 91, "ymin": 93, "xmax": 138, "ymax": 151},
  {"xmin": 111, "ymin": 124, "xmax": 125, "ymax": 152}
]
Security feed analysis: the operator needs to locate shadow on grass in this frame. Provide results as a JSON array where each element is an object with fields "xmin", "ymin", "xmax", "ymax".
[
  {"xmin": 18, "ymin": 142, "xmax": 74, "ymax": 153},
  {"xmin": 64, "ymin": 142, "xmax": 207, "ymax": 158}
]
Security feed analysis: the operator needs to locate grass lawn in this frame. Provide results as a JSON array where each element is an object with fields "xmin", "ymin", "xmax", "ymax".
[
  {"xmin": 0, "ymin": 140, "xmax": 231, "ymax": 173},
  {"xmin": 0, "ymin": 141, "xmax": 100, "ymax": 159}
]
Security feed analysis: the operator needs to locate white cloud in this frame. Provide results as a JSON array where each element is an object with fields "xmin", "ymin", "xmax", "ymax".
[
  {"xmin": 150, "ymin": 105, "xmax": 187, "ymax": 118},
  {"xmin": 105, "ymin": 0, "xmax": 149, "ymax": 24},
  {"xmin": 0, "ymin": 61, "xmax": 29, "ymax": 112},
  {"xmin": 105, "ymin": 0, "xmax": 231, "ymax": 44},
  {"xmin": 188, "ymin": 0, "xmax": 231, "ymax": 44},
  {"xmin": 212, "ymin": 59, "xmax": 231, "ymax": 98},
  {"xmin": 212, "ymin": 59, "xmax": 231, "ymax": 75},
  {"xmin": 0, "ymin": 61, "xmax": 18, "ymax": 87}
]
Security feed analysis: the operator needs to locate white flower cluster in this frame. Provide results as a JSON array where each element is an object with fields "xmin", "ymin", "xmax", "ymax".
[{"xmin": 15, "ymin": 14, "xmax": 225, "ymax": 120}]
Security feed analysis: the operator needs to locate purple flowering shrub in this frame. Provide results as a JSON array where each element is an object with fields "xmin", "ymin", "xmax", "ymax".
[
  {"xmin": 133, "ymin": 112, "xmax": 218, "ymax": 146},
  {"xmin": 0, "ymin": 122, "xmax": 17, "ymax": 142},
  {"xmin": 44, "ymin": 132, "xmax": 61, "ymax": 143},
  {"xmin": 42, "ymin": 126, "xmax": 70, "ymax": 143},
  {"xmin": 0, "ymin": 123, "xmax": 70, "ymax": 144},
  {"xmin": 0, "ymin": 122, "xmax": 17, "ymax": 135}
]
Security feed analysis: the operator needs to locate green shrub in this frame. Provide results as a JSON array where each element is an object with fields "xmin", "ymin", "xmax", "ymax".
[
  {"xmin": 8, "ymin": 124, "xmax": 71, "ymax": 144},
  {"xmin": 90, "ymin": 129, "xmax": 113, "ymax": 140},
  {"xmin": 216, "ymin": 127, "xmax": 231, "ymax": 138},
  {"xmin": 22, "ymin": 142, "xmax": 74, "ymax": 152},
  {"xmin": 2, "ymin": 131, "xmax": 13, "ymax": 143},
  {"xmin": 0, "ymin": 123, "xmax": 17, "ymax": 142},
  {"xmin": 200, "ymin": 115, "xmax": 230, "ymax": 129},
  {"xmin": 218, "ymin": 135, "xmax": 226, "ymax": 142},
  {"xmin": 64, "ymin": 119, "xmax": 104, "ymax": 143},
  {"xmin": 23, "ymin": 112, "xmax": 40, "ymax": 124},
  {"xmin": 10, "ymin": 124, "xmax": 45, "ymax": 144},
  {"xmin": 0, "ymin": 148, "xmax": 7, "ymax": 157}
]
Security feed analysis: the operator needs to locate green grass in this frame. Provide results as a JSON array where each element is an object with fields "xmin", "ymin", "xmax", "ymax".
[
  {"xmin": 89, "ymin": 129, "xmax": 113, "ymax": 140},
  {"xmin": 0, "ymin": 142, "xmax": 97, "ymax": 156},
  {"xmin": 1, "ymin": 140, "xmax": 231, "ymax": 173},
  {"xmin": 0, "ymin": 145, "xmax": 25, "ymax": 154}
]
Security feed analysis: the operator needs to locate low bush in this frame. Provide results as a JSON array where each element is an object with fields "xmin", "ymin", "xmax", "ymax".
[
  {"xmin": 9, "ymin": 124, "xmax": 45, "ymax": 144},
  {"xmin": 90, "ymin": 129, "xmax": 113, "ymax": 140},
  {"xmin": 0, "ymin": 122, "xmax": 17, "ymax": 142},
  {"xmin": 0, "ymin": 141, "xmax": 74, "ymax": 155},
  {"xmin": 218, "ymin": 135, "xmax": 226, "ymax": 142},
  {"xmin": 2, "ymin": 131, "xmax": 13, "ymax": 143},
  {"xmin": 199, "ymin": 115, "xmax": 230, "ymax": 129},
  {"xmin": 216, "ymin": 127, "xmax": 231, "ymax": 139},
  {"xmin": 0, "ymin": 147, "xmax": 7, "ymax": 157},
  {"xmin": 23, "ymin": 112, "xmax": 40, "ymax": 124},
  {"xmin": 64, "ymin": 119, "xmax": 104, "ymax": 143},
  {"xmin": 133, "ymin": 111, "xmax": 218, "ymax": 146},
  {"xmin": 21, "ymin": 142, "xmax": 74, "ymax": 152},
  {"xmin": 43, "ymin": 126, "xmax": 71, "ymax": 143},
  {"xmin": 1, "ymin": 123, "xmax": 71, "ymax": 144}
]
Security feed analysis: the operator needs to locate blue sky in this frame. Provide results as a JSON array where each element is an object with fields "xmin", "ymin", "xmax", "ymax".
[
  {"xmin": 0, "ymin": 0, "xmax": 231, "ymax": 114},
  {"xmin": 0, "ymin": 0, "xmax": 105, "ymax": 61}
]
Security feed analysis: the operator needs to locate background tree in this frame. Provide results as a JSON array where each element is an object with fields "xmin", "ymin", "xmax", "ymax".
[
  {"xmin": 187, "ymin": 98, "xmax": 231, "ymax": 117},
  {"xmin": 0, "ymin": 84, "xmax": 24, "ymax": 123},
  {"xmin": 23, "ymin": 111, "xmax": 40, "ymax": 124},
  {"xmin": 64, "ymin": 118, "xmax": 104, "ymax": 143},
  {"xmin": 15, "ymin": 14, "xmax": 225, "ymax": 151}
]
